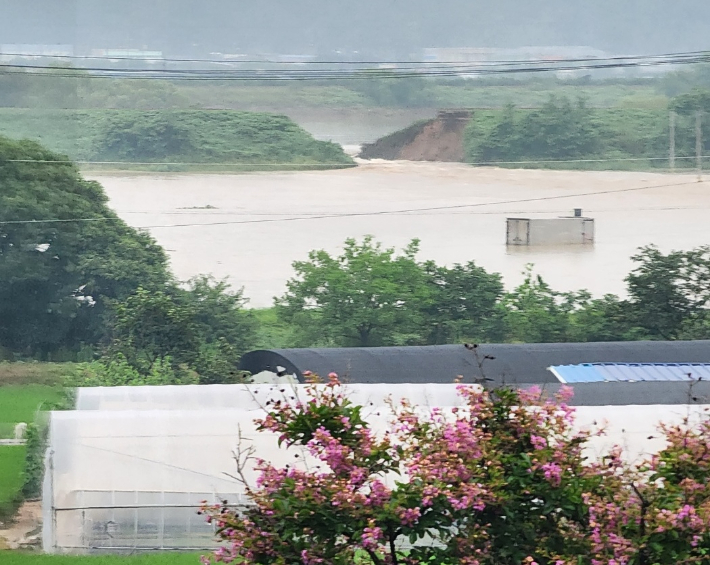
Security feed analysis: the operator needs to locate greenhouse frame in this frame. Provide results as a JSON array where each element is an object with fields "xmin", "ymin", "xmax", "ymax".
[{"xmin": 43, "ymin": 375, "xmax": 710, "ymax": 553}]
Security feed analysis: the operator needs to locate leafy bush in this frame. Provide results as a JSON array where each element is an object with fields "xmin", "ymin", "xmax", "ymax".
[
  {"xmin": 92, "ymin": 110, "xmax": 354, "ymax": 169},
  {"xmin": 67, "ymin": 356, "xmax": 198, "ymax": 387},
  {"xmin": 102, "ymin": 277, "xmax": 258, "ymax": 384},
  {"xmin": 349, "ymin": 77, "xmax": 438, "ymax": 108},
  {"xmin": 0, "ymin": 446, "xmax": 27, "ymax": 520},
  {"xmin": 21, "ymin": 423, "xmax": 45, "ymax": 499},
  {"xmin": 462, "ymin": 96, "xmax": 696, "ymax": 170}
]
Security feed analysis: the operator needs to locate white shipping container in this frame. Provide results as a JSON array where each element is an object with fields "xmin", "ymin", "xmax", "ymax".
[{"xmin": 507, "ymin": 217, "xmax": 594, "ymax": 246}]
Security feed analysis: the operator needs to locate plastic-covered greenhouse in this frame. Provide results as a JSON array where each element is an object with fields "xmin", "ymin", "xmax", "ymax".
[{"xmin": 43, "ymin": 382, "xmax": 708, "ymax": 553}]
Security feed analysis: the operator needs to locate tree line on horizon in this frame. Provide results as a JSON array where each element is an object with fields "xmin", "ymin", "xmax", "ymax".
[{"xmin": 465, "ymin": 87, "xmax": 710, "ymax": 168}]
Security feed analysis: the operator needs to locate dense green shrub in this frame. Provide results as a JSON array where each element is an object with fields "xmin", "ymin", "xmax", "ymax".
[
  {"xmin": 0, "ymin": 135, "xmax": 172, "ymax": 358},
  {"xmin": 466, "ymin": 96, "xmax": 669, "ymax": 167},
  {"xmin": 92, "ymin": 110, "xmax": 354, "ymax": 168},
  {"xmin": 21, "ymin": 424, "xmax": 45, "ymax": 500},
  {"xmin": 463, "ymin": 93, "xmax": 710, "ymax": 169}
]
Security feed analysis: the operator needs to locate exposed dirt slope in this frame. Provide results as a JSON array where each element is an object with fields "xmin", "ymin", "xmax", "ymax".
[
  {"xmin": 359, "ymin": 110, "xmax": 471, "ymax": 162},
  {"xmin": 0, "ymin": 500, "xmax": 41, "ymax": 550}
]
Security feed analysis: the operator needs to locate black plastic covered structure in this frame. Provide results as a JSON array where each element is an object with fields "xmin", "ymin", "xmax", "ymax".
[{"xmin": 238, "ymin": 341, "xmax": 710, "ymax": 386}]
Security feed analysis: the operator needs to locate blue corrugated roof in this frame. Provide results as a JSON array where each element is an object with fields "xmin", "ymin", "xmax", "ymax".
[{"xmin": 549, "ymin": 363, "xmax": 710, "ymax": 384}]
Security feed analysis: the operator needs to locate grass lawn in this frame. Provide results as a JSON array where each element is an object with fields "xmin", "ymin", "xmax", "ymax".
[
  {"xmin": 0, "ymin": 363, "xmax": 77, "ymax": 518},
  {"xmin": 0, "ymin": 363, "xmax": 80, "ymax": 388},
  {"xmin": 0, "ymin": 385, "xmax": 65, "ymax": 429},
  {"xmin": 0, "ymin": 362, "xmax": 80, "ymax": 436},
  {"xmin": 2, "ymin": 554, "xmax": 202, "ymax": 565},
  {"xmin": 0, "ymin": 446, "xmax": 27, "ymax": 518}
]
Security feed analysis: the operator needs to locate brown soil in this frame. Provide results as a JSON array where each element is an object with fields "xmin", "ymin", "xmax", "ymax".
[
  {"xmin": 359, "ymin": 110, "xmax": 471, "ymax": 162},
  {"xmin": 0, "ymin": 500, "xmax": 42, "ymax": 550}
]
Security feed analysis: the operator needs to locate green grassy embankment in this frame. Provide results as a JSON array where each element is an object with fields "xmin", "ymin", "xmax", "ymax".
[
  {"xmin": 462, "ymin": 106, "xmax": 679, "ymax": 171},
  {"xmin": 0, "ymin": 446, "xmax": 26, "ymax": 518},
  {"xmin": 360, "ymin": 104, "xmax": 696, "ymax": 172},
  {"xmin": 0, "ymin": 363, "xmax": 77, "ymax": 519},
  {"xmin": 0, "ymin": 109, "xmax": 354, "ymax": 172}
]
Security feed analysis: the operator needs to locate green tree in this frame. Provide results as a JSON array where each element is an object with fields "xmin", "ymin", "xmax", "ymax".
[
  {"xmin": 422, "ymin": 260, "xmax": 505, "ymax": 344},
  {"xmin": 277, "ymin": 236, "xmax": 432, "ymax": 347},
  {"xmin": 473, "ymin": 96, "xmax": 601, "ymax": 164},
  {"xmin": 0, "ymin": 136, "xmax": 171, "ymax": 358},
  {"xmin": 665, "ymin": 89, "xmax": 710, "ymax": 162},
  {"xmin": 0, "ymin": 66, "xmax": 88, "ymax": 109},
  {"xmin": 669, "ymin": 87, "xmax": 710, "ymax": 116},
  {"xmin": 107, "ymin": 277, "xmax": 257, "ymax": 383},
  {"xmin": 94, "ymin": 112, "xmax": 197, "ymax": 162},
  {"xmin": 567, "ymin": 293, "xmax": 642, "ymax": 342},
  {"xmin": 659, "ymin": 64, "xmax": 710, "ymax": 97},
  {"xmin": 349, "ymin": 75, "xmax": 437, "ymax": 107},
  {"xmin": 501, "ymin": 267, "xmax": 643, "ymax": 344},
  {"xmin": 184, "ymin": 275, "xmax": 259, "ymax": 384},
  {"xmin": 625, "ymin": 245, "xmax": 710, "ymax": 339},
  {"xmin": 500, "ymin": 267, "xmax": 575, "ymax": 343},
  {"xmin": 474, "ymin": 103, "xmax": 520, "ymax": 163},
  {"xmin": 108, "ymin": 287, "xmax": 200, "ymax": 374},
  {"xmin": 518, "ymin": 96, "xmax": 600, "ymax": 160}
]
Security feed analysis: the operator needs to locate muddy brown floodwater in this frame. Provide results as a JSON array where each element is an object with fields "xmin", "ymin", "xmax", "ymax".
[{"xmin": 90, "ymin": 162, "xmax": 710, "ymax": 308}]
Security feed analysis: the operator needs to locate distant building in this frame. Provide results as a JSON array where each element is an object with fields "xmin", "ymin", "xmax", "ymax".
[
  {"xmin": 90, "ymin": 49, "xmax": 163, "ymax": 61},
  {"xmin": 0, "ymin": 44, "xmax": 74, "ymax": 61},
  {"xmin": 422, "ymin": 47, "xmax": 499, "ymax": 64},
  {"xmin": 422, "ymin": 46, "xmax": 608, "ymax": 64},
  {"xmin": 422, "ymin": 46, "xmax": 612, "ymax": 79}
]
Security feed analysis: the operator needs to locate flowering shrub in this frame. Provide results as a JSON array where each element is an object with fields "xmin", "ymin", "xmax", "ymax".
[
  {"xmin": 583, "ymin": 415, "xmax": 710, "ymax": 565},
  {"xmin": 201, "ymin": 376, "xmax": 710, "ymax": 565}
]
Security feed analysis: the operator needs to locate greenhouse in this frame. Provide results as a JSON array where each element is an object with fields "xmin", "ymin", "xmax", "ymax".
[
  {"xmin": 239, "ymin": 340, "xmax": 710, "ymax": 384},
  {"xmin": 43, "ymin": 378, "xmax": 710, "ymax": 554}
]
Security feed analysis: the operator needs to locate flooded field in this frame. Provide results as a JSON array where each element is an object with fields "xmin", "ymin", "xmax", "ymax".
[{"xmin": 91, "ymin": 162, "xmax": 710, "ymax": 308}]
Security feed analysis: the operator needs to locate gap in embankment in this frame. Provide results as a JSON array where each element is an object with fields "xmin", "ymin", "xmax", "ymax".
[{"xmin": 358, "ymin": 110, "xmax": 472, "ymax": 162}]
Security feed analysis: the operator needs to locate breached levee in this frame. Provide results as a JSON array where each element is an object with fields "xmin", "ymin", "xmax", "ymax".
[{"xmin": 358, "ymin": 110, "xmax": 472, "ymax": 162}]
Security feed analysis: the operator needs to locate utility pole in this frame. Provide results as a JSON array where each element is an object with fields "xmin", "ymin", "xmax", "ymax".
[
  {"xmin": 669, "ymin": 110, "xmax": 676, "ymax": 171},
  {"xmin": 696, "ymin": 111, "xmax": 703, "ymax": 182}
]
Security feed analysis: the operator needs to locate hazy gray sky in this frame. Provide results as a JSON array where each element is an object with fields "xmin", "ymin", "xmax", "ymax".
[{"xmin": 2, "ymin": 1, "xmax": 709, "ymax": 58}]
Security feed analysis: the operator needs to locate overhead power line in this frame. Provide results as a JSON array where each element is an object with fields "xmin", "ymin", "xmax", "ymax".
[
  {"xmin": 1, "ymin": 49, "xmax": 708, "ymax": 66},
  {"xmin": 0, "ymin": 180, "xmax": 700, "ymax": 229},
  {"xmin": 0, "ymin": 51, "xmax": 708, "ymax": 81},
  {"xmin": 117, "ymin": 204, "xmax": 710, "ymax": 217}
]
